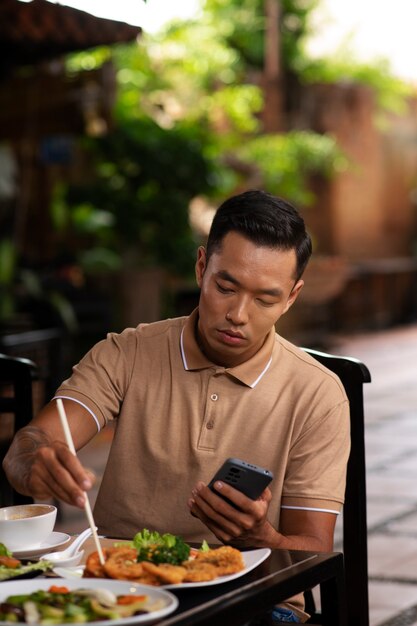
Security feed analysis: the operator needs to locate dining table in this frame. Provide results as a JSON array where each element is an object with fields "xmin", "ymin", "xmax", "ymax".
[
  {"xmin": 50, "ymin": 536, "xmax": 347, "ymax": 626},
  {"xmin": 154, "ymin": 550, "xmax": 346, "ymax": 626}
]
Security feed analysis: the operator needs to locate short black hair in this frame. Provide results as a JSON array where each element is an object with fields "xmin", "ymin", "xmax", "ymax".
[{"xmin": 206, "ymin": 189, "xmax": 312, "ymax": 280}]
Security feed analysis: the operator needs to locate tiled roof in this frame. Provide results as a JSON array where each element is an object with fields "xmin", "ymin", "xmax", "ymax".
[{"xmin": 0, "ymin": 0, "xmax": 141, "ymax": 67}]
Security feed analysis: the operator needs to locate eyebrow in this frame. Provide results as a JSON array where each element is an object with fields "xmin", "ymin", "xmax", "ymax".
[{"xmin": 216, "ymin": 270, "xmax": 284, "ymax": 298}]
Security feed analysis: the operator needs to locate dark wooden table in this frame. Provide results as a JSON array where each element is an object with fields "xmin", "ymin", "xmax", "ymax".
[
  {"xmin": 64, "ymin": 537, "xmax": 346, "ymax": 626},
  {"xmin": 156, "ymin": 549, "xmax": 347, "ymax": 626}
]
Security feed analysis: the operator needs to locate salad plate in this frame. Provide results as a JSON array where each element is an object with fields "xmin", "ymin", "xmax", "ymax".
[
  {"xmin": 0, "ymin": 566, "xmax": 48, "ymax": 582},
  {"xmin": 54, "ymin": 548, "xmax": 271, "ymax": 588},
  {"xmin": 0, "ymin": 578, "xmax": 178, "ymax": 625},
  {"xmin": 11, "ymin": 532, "xmax": 70, "ymax": 559}
]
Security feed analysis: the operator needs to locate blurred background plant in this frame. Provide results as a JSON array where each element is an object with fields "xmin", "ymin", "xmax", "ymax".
[
  {"xmin": 1, "ymin": 0, "xmax": 413, "ymax": 337},
  {"xmin": 55, "ymin": 0, "xmax": 409, "ymax": 284}
]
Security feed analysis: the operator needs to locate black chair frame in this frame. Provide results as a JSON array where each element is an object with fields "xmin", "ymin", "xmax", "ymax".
[
  {"xmin": 0, "ymin": 352, "xmax": 38, "ymax": 507},
  {"xmin": 302, "ymin": 348, "xmax": 371, "ymax": 626}
]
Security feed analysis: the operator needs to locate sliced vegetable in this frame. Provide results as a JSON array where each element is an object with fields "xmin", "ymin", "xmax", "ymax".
[
  {"xmin": 117, "ymin": 595, "xmax": 147, "ymax": 605},
  {"xmin": 48, "ymin": 586, "xmax": 69, "ymax": 594}
]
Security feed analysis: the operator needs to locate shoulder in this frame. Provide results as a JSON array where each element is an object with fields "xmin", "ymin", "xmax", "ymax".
[
  {"xmin": 273, "ymin": 334, "xmax": 347, "ymax": 398},
  {"xmin": 133, "ymin": 316, "xmax": 187, "ymax": 339},
  {"xmin": 104, "ymin": 316, "xmax": 187, "ymax": 345}
]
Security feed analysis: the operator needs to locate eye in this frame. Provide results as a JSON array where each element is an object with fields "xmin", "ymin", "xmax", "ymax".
[
  {"xmin": 216, "ymin": 282, "xmax": 234, "ymax": 294},
  {"xmin": 256, "ymin": 298, "xmax": 275, "ymax": 307}
]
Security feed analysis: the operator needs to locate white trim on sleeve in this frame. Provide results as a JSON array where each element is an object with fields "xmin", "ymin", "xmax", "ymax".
[
  {"xmin": 52, "ymin": 396, "xmax": 101, "ymax": 432},
  {"xmin": 281, "ymin": 504, "xmax": 340, "ymax": 515}
]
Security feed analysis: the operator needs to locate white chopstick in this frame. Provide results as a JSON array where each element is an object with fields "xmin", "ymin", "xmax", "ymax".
[{"xmin": 56, "ymin": 398, "xmax": 105, "ymax": 566}]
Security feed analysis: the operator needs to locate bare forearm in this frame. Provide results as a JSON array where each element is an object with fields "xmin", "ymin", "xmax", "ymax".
[
  {"xmin": 3, "ymin": 426, "xmax": 51, "ymax": 497},
  {"xmin": 259, "ymin": 521, "xmax": 333, "ymax": 552},
  {"xmin": 3, "ymin": 423, "xmax": 95, "ymax": 505}
]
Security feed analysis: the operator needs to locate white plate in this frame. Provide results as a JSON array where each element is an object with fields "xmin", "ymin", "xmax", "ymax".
[
  {"xmin": 0, "ymin": 578, "xmax": 178, "ymax": 625},
  {"xmin": 165, "ymin": 547, "xmax": 271, "ymax": 588},
  {"xmin": 54, "ymin": 548, "xmax": 271, "ymax": 588},
  {"xmin": 11, "ymin": 532, "xmax": 71, "ymax": 559}
]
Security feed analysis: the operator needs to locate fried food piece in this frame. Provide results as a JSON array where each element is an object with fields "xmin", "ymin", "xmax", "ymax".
[
  {"xmin": 0, "ymin": 556, "xmax": 21, "ymax": 568},
  {"xmin": 194, "ymin": 546, "xmax": 245, "ymax": 576},
  {"xmin": 84, "ymin": 548, "xmax": 113, "ymax": 578},
  {"xmin": 182, "ymin": 560, "xmax": 218, "ymax": 582},
  {"xmin": 131, "ymin": 571, "xmax": 162, "ymax": 586},
  {"xmin": 141, "ymin": 561, "xmax": 187, "ymax": 584},
  {"xmin": 103, "ymin": 547, "xmax": 145, "ymax": 580}
]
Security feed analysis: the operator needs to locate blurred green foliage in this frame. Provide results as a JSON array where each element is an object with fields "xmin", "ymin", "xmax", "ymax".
[
  {"xmin": 63, "ymin": 119, "xmax": 214, "ymax": 276},
  {"xmin": 236, "ymin": 131, "xmax": 347, "ymax": 206},
  {"xmin": 58, "ymin": 0, "xmax": 409, "ymax": 280}
]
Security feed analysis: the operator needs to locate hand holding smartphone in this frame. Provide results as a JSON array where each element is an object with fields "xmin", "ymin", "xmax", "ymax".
[{"xmin": 208, "ymin": 458, "xmax": 273, "ymax": 504}]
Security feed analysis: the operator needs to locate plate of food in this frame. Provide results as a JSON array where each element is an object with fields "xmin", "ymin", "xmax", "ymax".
[
  {"xmin": 0, "ymin": 578, "xmax": 178, "ymax": 625},
  {"xmin": 0, "ymin": 544, "xmax": 51, "ymax": 582},
  {"xmin": 54, "ymin": 529, "xmax": 271, "ymax": 589}
]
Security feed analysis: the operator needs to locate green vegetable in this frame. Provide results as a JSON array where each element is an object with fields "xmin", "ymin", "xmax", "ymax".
[
  {"xmin": 0, "ymin": 560, "xmax": 51, "ymax": 581},
  {"xmin": 0, "ymin": 543, "xmax": 11, "ymax": 557},
  {"xmin": 0, "ymin": 588, "xmax": 151, "ymax": 624},
  {"xmin": 200, "ymin": 540, "xmax": 210, "ymax": 552},
  {"xmin": 133, "ymin": 528, "xmax": 191, "ymax": 565}
]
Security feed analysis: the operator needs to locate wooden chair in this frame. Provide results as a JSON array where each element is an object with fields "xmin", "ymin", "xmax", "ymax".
[
  {"xmin": 0, "ymin": 352, "xmax": 38, "ymax": 507},
  {"xmin": 302, "ymin": 348, "xmax": 371, "ymax": 626}
]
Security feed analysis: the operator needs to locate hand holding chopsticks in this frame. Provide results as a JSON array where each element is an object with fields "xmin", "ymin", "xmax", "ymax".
[{"xmin": 56, "ymin": 398, "xmax": 105, "ymax": 565}]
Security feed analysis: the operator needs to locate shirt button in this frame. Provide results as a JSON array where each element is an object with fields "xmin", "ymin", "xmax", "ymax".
[
  {"xmin": 206, "ymin": 421, "xmax": 214, "ymax": 429},
  {"xmin": 210, "ymin": 394, "xmax": 218, "ymax": 401}
]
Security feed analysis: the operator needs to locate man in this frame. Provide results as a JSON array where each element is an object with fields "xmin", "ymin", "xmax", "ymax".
[{"xmin": 3, "ymin": 190, "xmax": 349, "ymax": 623}]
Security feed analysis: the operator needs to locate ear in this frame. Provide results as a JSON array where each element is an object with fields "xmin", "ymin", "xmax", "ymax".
[
  {"xmin": 195, "ymin": 246, "xmax": 207, "ymax": 288},
  {"xmin": 282, "ymin": 279, "xmax": 304, "ymax": 314}
]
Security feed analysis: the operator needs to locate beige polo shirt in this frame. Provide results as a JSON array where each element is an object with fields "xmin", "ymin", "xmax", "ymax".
[{"xmin": 55, "ymin": 309, "xmax": 349, "ymax": 542}]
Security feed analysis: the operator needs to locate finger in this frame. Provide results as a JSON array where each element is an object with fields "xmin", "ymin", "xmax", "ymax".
[
  {"xmin": 31, "ymin": 446, "xmax": 88, "ymax": 506},
  {"xmin": 188, "ymin": 501, "xmax": 235, "ymax": 543},
  {"xmin": 44, "ymin": 461, "xmax": 87, "ymax": 507},
  {"xmin": 210, "ymin": 481, "xmax": 259, "ymax": 513},
  {"xmin": 191, "ymin": 490, "xmax": 244, "ymax": 538},
  {"xmin": 30, "ymin": 458, "xmax": 86, "ymax": 507},
  {"xmin": 198, "ymin": 483, "xmax": 261, "ymax": 527},
  {"xmin": 54, "ymin": 445, "xmax": 94, "ymax": 490},
  {"xmin": 30, "ymin": 464, "xmax": 84, "ymax": 506}
]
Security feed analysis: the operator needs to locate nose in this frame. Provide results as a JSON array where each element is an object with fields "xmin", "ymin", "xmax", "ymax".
[{"xmin": 226, "ymin": 297, "xmax": 250, "ymax": 325}]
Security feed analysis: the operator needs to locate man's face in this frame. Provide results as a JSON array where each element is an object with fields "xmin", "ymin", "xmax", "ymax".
[{"xmin": 195, "ymin": 231, "xmax": 304, "ymax": 367}]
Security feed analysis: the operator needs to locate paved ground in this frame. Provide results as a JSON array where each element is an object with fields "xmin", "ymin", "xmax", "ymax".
[
  {"xmin": 55, "ymin": 322, "xmax": 417, "ymax": 626},
  {"xmin": 332, "ymin": 324, "xmax": 417, "ymax": 626}
]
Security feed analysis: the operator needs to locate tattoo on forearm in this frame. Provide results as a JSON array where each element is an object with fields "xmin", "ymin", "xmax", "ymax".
[
  {"xmin": 14, "ymin": 426, "xmax": 51, "ymax": 453},
  {"xmin": 3, "ymin": 426, "xmax": 51, "ymax": 493}
]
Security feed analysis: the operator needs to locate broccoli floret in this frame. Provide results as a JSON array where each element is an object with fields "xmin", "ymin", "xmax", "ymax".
[{"xmin": 134, "ymin": 530, "xmax": 191, "ymax": 565}]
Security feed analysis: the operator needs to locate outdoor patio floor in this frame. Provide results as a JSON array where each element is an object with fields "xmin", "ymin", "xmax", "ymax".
[{"xmin": 54, "ymin": 321, "xmax": 417, "ymax": 626}]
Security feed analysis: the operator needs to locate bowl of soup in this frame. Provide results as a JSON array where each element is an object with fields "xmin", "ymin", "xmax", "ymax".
[{"xmin": 0, "ymin": 504, "xmax": 57, "ymax": 552}]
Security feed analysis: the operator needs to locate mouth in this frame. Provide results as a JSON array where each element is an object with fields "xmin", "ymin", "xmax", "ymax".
[{"xmin": 217, "ymin": 329, "xmax": 246, "ymax": 346}]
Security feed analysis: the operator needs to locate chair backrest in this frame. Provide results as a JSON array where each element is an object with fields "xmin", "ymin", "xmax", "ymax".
[
  {"xmin": 0, "ymin": 352, "xmax": 38, "ymax": 507},
  {"xmin": 302, "ymin": 347, "xmax": 371, "ymax": 626}
]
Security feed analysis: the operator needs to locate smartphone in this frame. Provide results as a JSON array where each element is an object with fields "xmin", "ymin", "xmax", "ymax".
[{"xmin": 208, "ymin": 458, "xmax": 273, "ymax": 502}]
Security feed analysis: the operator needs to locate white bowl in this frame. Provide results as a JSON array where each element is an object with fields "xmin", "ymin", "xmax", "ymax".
[{"xmin": 0, "ymin": 504, "xmax": 57, "ymax": 552}]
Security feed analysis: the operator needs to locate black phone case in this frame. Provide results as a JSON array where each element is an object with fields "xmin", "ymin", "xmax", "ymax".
[{"xmin": 208, "ymin": 457, "xmax": 273, "ymax": 500}]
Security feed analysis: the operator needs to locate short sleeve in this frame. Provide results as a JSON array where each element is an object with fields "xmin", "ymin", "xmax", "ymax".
[
  {"xmin": 281, "ymin": 398, "xmax": 350, "ymax": 513},
  {"xmin": 55, "ymin": 328, "xmax": 138, "ymax": 428}
]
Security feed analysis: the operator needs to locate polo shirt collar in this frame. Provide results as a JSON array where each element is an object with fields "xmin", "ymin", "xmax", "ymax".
[{"xmin": 180, "ymin": 308, "xmax": 275, "ymax": 388}]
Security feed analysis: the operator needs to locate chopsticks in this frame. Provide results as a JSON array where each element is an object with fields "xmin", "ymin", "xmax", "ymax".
[{"xmin": 56, "ymin": 398, "xmax": 105, "ymax": 565}]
